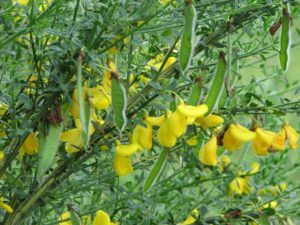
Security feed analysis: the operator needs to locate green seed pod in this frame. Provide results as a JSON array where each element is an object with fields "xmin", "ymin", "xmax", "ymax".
[
  {"xmin": 179, "ymin": 0, "xmax": 197, "ymax": 73},
  {"xmin": 188, "ymin": 71, "xmax": 207, "ymax": 106},
  {"xmin": 77, "ymin": 49, "xmax": 92, "ymax": 148},
  {"xmin": 144, "ymin": 148, "xmax": 167, "ymax": 192},
  {"xmin": 279, "ymin": 7, "xmax": 291, "ymax": 71},
  {"xmin": 37, "ymin": 124, "xmax": 63, "ymax": 182},
  {"xmin": 205, "ymin": 51, "xmax": 226, "ymax": 114},
  {"xmin": 111, "ymin": 72, "xmax": 128, "ymax": 135}
]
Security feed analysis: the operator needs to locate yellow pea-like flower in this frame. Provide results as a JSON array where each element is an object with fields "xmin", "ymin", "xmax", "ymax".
[
  {"xmin": 85, "ymin": 86, "xmax": 111, "ymax": 110},
  {"xmin": 154, "ymin": 56, "xmax": 177, "ymax": 72},
  {"xmin": 157, "ymin": 116, "xmax": 177, "ymax": 148},
  {"xmin": 140, "ymin": 74, "xmax": 151, "ymax": 84},
  {"xmin": 12, "ymin": 0, "xmax": 29, "ymax": 5},
  {"xmin": 219, "ymin": 155, "xmax": 231, "ymax": 167},
  {"xmin": 0, "ymin": 151, "xmax": 4, "ymax": 163},
  {"xmin": 115, "ymin": 142, "xmax": 142, "ymax": 156},
  {"xmin": 165, "ymin": 103, "xmax": 208, "ymax": 138},
  {"xmin": 92, "ymin": 210, "xmax": 118, "ymax": 225},
  {"xmin": 102, "ymin": 60, "xmax": 117, "ymax": 92},
  {"xmin": 19, "ymin": 132, "xmax": 39, "ymax": 156},
  {"xmin": 262, "ymin": 200, "xmax": 278, "ymax": 210},
  {"xmin": 0, "ymin": 197, "xmax": 13, "ymax": 214},
  {"xmin": 131, "ymin": 122, "xmax": 153, "ymax": 150},
  {"xmin": 58, "ymin": 212, "xmax": 72, "ymax": 225},
  {"xmin": 272, "ymin": 128, "xmax": 286, "ymax": 151},
  {"xmin": 145, "ymin": 115, "xmax": 165, "ymax": 127},
  {"xmin": 229, "ymin": 177, "xmax": 250, "ymax": 195},
  {"xmin": 249, "ymin": 162, "xmax": 260, "ymax": 174},
  {"xmin": 196, "ymin": 114, "xmax": 224, "ymax": 129},
  {"xmin": 93, "ymin": 210, "xmax": 111, "ymax": 225},
  {"xmin": 166, "ymin": 111, "xmax": 188, "ymax": 138},
  {"xmin": 198, "ymin": 136, "xmax": 217, "ymax": 166},
  {"xmin": 0, "ymin": 103, "xmax": 8, "ymax": 115},
  {"xmin": 60, "ymin": 119, "xmax": 95, "ymax": 153},
  {"xmin": 186, "ymin": 136, "xmax": 197, "ymax": 146},
  {"xmin": 283, "ymin": 124, "xmax": 298, "ymax": 149},
  {"xmin": 60, "ymin": 129, "xmax": 83, "ymax": 153},
  {"xmin": 223, "ymin": 124, "xmax": 256, "ymax": 151},
  {"xmin": 177, "ymin": 104, "xmax": 208, "ymax": 118},
  {"xmin": 218, "ymin": 155, "xmax": 231, "ymax": 172},
  {"xmin": 179, "ymin": 208, "xmax": 199, "ymax": 225},
  {"xmin": 252, "ymin": 128, "xmax": 276, "ymax": 156},
  {"xmin": 113, "ymin": 154, "xmax": 133, "ymax": 176}
]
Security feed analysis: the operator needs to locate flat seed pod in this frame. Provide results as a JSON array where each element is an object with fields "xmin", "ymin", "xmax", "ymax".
[
  {"xmin": 76, "ymin": 49, "xmax": 92, "ymax": 148},
  {"xmin": 279, "ymin": 7, "xmax": 291, "ymax": 71},
  {"xmin": 37, "ymin": 124, "xmax": 63, "ymax": 182},
  {"xmin": 205, "ymin": 51, "xmax": 226, "ymax": 114},
  {"xmin": 179, "ymin": 0, "xmax": 197, "ymax": 73},
  {"xmin": 144, "ymin": 148, "xmax": 167, "ymax": 192},
  {"xmin": 111, "ymin": 72, "xmax": 127, "ymax": 135}
]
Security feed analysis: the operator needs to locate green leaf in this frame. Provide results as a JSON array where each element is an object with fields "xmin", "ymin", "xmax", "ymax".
[
  {"xmin": 205, "ymin": 51, "xmax": 226, "ymax": 114},
  {"xmin": 179, "ymin": 0, "xmax": 197, "ymax": 73},
  {"xmin": 144, "ymin": 148, "xmax": 168, "ymax": 192},
  {"xmin": 256, "ymin": 214, "xmax": 271, "ymax": 225},
  {"xmin": 111, "ymin": 72, "xmax": 127, "ymax": 135},
  {"xmin": 37, "ymin": 124, "xmax": 63, "ymax": 182}
]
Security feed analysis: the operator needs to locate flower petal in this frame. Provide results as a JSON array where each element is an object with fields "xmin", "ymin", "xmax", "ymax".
[
  {"xmin": 113, "ymin": 154, "xmax": 133, "ymax": 176},
  {"xmin": 198, "ymin": 136, "xmax": 217, "ymax": 166}
]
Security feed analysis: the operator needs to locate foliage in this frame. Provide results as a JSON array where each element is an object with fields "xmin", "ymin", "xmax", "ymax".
[{"xmin": 0, "ymin": 0, "xmax": 300, "ymax": 224}]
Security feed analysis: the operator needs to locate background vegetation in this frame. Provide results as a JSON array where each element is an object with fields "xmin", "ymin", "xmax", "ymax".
[{"xmin": 0, "ymin": 0, "xmax": 300, "ymax": 224}]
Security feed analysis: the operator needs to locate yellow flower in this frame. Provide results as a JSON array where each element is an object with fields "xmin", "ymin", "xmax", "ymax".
[
  {"xmin": 0, "ymin": 197, "xmax": 13, "ymax": 214},
  {"xmin": 186, "ymin": 136, "xmax": 197, "ymax": 146},
  {"xmin": 145, "ymin": 115, "xmax": 165, "ymax": 127},
  {"xmin": 262, "ymin": 200, "xmax": 278, "ymax": 210},
  {"xmin": 57, "ymin": 212, "xmax": 92, "ymax": 225},
  {"xmin": 283, "ymin": 124, "xmax": 298, "ymax": 149},
  {"xmin": 229, "ymin": 177, "xmax": 250, "ymax": 195},
  {"xmin": 0, "ymin": 151, "xmax": 4, "ymax": 163},
  {"xmin": 195, "ymin": 114, "xmax": 224, "ymax": 129},
  {"xmin": 252, "ymin": 128, "xmax": 276, "ymax": 156},
  {"xmin": 19, "ymin": 132, "xmax": 39, "ymax": 156},
  {"xmin": 223, "ymin": 124, "xmax": 256, "ymax": 151},
  {"xmin": 198, "ymin": 136, "xmax": 217, "ymax": 166},
  {"xmin": 272, "ymin": 128, "xmax": 286, "ymax": 150},
  {"xmin": 12, "ymin": 0, "xmax": 28, "ymax": 5},
  {"xmin": 145, "ymin": 54, "xmax": 176, "ymax": 72},
  {"xmin": 179, "ymin": 208, "xmax": 199, "ymax": 225},
  {"xmin": 58, "ymin": 212, "xmax": 72, "ymax": 225},
  {"xmin": 218, "ymin": 155, "xmax": 231, "ymax": 172},
  {"xmin": 93, "ymin": 210, "xmax": 117, "ymax": 225},
  {"xmin": 131, "ymin": 121, "xmax": 153, "ymax": 150},
  {"xmin": 140, "ymin": 74, "xmax": 151, "ymax": 84},
  {"xmin": 259, "ymin": 182, "xmax": 287, "ymax": 196},
  {"xmin": 157, "ymin": 114, "xmax": 177, "ymax": 148},
  {"xmin": 60, "ymin": 119, "xmax": 95, "ymax": 153},
  {"xmin": 166, "ymin": 103, "xmax": 208, "ymax": 138},
  {"xmin": 219, "ymin": 155, "xmax": 231, "ymax": 167},
  {"xmin": 102, "ymin": 60, "xmax": 117, "ymax": 92},
  {"xmin": 229, "ymin": 163, "xmax": 259, "ymax": 196},
  {"xmin": 85, "ymin": 86, "xmax": 111, "ymax": 110},
  {"xmin": 0, "ymin": 103, "xmax": 8, "ymax": 115},
  {"xmin": 157, "ymin": 102, "xmax": 207, "ymax": 148},
  {"xmin": 115, "ymin": 142, "xmax": 142, "ymax": 156},
  {"xmin": 249, "ymin": 162, "xmax": 260, "ymax": 174},
  {"xmin": 113, "ymin": 153, "xmax": 133, "ymax": 176}
]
